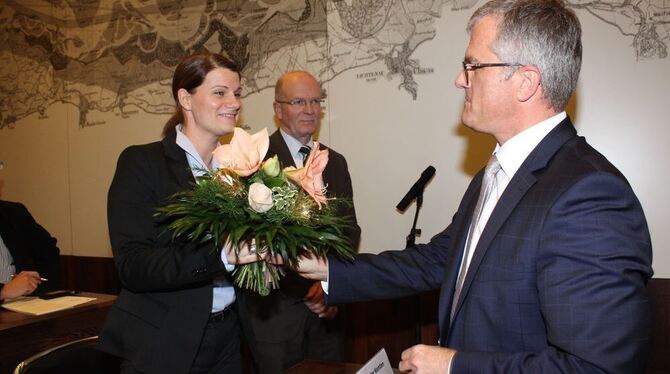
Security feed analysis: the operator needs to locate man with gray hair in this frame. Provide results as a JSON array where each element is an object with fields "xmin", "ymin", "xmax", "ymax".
[{"xmin": 291, "ymin": 0, "xmax": 652, "ymax": 372}]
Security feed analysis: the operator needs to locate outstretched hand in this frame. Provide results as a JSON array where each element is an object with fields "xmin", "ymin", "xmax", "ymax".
[{"xmin": 269, "ymin": 253, "xmax": 329, "ymax": 281}]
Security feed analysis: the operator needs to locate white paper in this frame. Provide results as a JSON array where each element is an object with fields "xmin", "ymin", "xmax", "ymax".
[
  {"xmin": 1, "ymin": 296, "xmax": 95, "ymax": 315},
  {"xmin": 356, "ymin": 348, "xmax": 394, "ymax": 374}
]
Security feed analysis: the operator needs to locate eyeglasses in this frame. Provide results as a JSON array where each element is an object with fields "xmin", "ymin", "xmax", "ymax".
[
  {"xmin": 275, "ymin": 98, "xmax": 324, "ymax": 107},
  {"xmin": 462, "ymin": 61, "xmax": 522, "ymax": 85}
]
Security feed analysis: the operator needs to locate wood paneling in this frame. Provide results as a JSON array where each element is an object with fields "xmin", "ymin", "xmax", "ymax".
[
  {"xmin": 58, "ymin": 255, "xmax": 669, "ymax": 372},
  {"xmin": 60, "ymin": 255, "xmax": 120, "ymax": 295}
]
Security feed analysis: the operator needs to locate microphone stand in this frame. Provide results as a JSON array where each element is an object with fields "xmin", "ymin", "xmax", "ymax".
[
  {"xmin": 403, "ymin": 192, "xmax": 424, "ymax": 345},
  {"xmin": 405, "ymin": 193, "xmax": 423, "ymax": 248}
]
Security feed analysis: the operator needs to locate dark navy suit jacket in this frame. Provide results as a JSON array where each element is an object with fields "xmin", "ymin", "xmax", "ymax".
[{"xmin": 328, "ymin": 118, "xmax": 652, "ymax": 373}]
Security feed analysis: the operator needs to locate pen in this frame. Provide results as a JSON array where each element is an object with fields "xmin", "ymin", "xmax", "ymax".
[{"xmin": 10, "ymin": 274, "xmax": 48, "ymax": 282}]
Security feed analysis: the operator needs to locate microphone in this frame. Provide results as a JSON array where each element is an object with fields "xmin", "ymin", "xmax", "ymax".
[{"xmin": 396, "ymin": 166, "xmax": 436, "ymax": 211}]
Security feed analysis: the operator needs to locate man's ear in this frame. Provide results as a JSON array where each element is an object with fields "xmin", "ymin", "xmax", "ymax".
[
  {"xmin": 177, "ymin": 88, "xmax": 192, "ymax": 111},
  {"xmin": 517, "ymin": 65, "xmax": 542, "ymax": 102},
  {"xmin": 273, "ymin": 101, "xmax": 283, "ymax": 120}
]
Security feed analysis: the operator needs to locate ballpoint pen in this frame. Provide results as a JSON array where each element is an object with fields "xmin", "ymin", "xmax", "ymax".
[{"xmin": 10, "ymin": 274, "xmax": 48, "ymax": 282}]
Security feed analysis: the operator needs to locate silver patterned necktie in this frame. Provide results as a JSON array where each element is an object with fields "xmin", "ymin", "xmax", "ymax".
[{"xmin": 450, "ymin": 154, "xmax": 501, "ymax": 321}]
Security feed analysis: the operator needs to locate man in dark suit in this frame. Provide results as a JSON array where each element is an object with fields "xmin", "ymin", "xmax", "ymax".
[
  {"xmin": 247, "ymin": 70, "xmax": 361, "ymax": 373},
  {"xmin": 0, "ymin": 199, "xmax": 60, "ymax": 300},
  {"xmin": 292, "ymin": 1, "xmax": 653, "ymax": 373}
]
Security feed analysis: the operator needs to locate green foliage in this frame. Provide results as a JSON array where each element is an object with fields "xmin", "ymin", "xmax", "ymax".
[{"xmin": 157, "ymin": 169, "xmax": 354, "ymax": 296}]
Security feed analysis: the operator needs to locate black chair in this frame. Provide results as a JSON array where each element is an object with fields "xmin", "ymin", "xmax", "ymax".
[{"xmin": 14, "ymin": 336, "xmax": 120, "ymax": 374}]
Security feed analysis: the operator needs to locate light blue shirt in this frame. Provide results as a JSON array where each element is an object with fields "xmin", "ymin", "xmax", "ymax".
[
  {"xmin": 175, "ymin": 125, "xmax": 235, "ymax": 312},
  {"xmin": 279, "ymin": 129, "xmax": 314, "ymax": 168}
]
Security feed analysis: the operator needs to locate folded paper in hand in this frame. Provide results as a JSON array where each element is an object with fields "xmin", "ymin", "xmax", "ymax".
[
  {"xmin": 356, "ymin": 348, "xmax": 393, "ymax": 374},
  {"xmin": 2, "ymin": 295, "xmax": 95, "ymax": 315}
]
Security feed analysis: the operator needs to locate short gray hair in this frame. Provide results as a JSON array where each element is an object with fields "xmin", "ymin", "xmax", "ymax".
[{"xmin": 468, "ymin": 0, "xmax": 582, "ymax": 111}]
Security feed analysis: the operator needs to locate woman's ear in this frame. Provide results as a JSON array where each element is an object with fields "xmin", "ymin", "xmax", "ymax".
[{"xmin": 177, "ymin": 88, "xmax": 192, "ymax": 111}]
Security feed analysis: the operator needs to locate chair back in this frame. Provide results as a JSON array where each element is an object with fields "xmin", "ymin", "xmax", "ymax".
[{"xmin": 14, "ymin": 336, "xmax": 120, "ymax": 374}]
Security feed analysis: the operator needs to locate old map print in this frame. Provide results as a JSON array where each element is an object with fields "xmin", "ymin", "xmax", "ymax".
[{"xmin": 0, "ymin": 0, "xmax": 668, "ymax": 128}]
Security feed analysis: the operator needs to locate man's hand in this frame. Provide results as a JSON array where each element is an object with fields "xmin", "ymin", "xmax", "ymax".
[
  {"xmin": 0, "ymin": 271, "xmax": 42, "ymax": 300},
  {"xmin": 304, "ymin": 281, "xmax": 338, "ymax": 319},
  {"xmin": 291, "ymin": 253, "xmax": 329, "ymax": 281},
  {"xmin": 399, "ymin": 344, "xmax": 456, "ymax": 373},
  {"xmin": 267, "ymin": 253, "xmax": 329, "ymax": 281},
  {"xmin": 224, "ymin": 239, "xmax": 266, "ymax": 264}
]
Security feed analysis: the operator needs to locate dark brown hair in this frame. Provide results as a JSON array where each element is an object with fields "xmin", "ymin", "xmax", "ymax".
[{"xmin": 162, "ymin": 52, "xmax": 241, "ymax": 137}]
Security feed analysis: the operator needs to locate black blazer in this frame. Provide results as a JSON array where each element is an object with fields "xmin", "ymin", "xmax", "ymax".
[
  {"xmin": 247, "ymin": 130, "xmax": 361, "ymax": 343},
  {"xmin": 0, "ymin": 200, "xmax": 61, "ymax": 295},
  {"xmin": 98, "ymin": 130, "xmax": 256, "ymax": 374}
]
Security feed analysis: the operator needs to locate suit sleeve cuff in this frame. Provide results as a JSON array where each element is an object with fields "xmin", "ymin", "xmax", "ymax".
[{"xmin": 447, "ymin": 350, "xmax": 457, "ymax": 374}]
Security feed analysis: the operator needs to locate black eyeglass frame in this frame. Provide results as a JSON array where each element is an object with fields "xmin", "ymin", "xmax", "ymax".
[
  {"xmin": 461, "ymin": 61, "xmax": 523, "ymax": 85},
  {"xmin": 275, "ymin": 98, "xmax": 325, "ymax": 107}
]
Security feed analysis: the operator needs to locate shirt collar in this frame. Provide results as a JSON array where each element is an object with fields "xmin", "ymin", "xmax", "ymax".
[
  {"xmin": 279, "ymin": 128, "xmax": 313, "ymax": 160},
  {"xmin": 494, "ymin": 111, "xmax": 566, "ymax": 179},
  {"xmin": 175, "ymin": 124, "xmax": 220, "ymax": 177}
]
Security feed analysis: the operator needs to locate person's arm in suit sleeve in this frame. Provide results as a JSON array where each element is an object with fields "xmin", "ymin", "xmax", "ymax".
[
  {"xmin": 20, "ymin": 204, "xmax": 61, "ymax": 291},
  {"xmin": 337, "ymin": 156, "xmax": 361, "ymax": 251},
  {"xmin": 108, "ymin": 146, "xmax": 227, "ymax": 293},
  {"xmin": 451, "ymin": 173, "xmax": 653, "ymax": 373},
  {"xmin": 323, "ymin": 152, "xmax": 360, "ymax": 250},
  {"xmin": 327, "ymin": 223, "xmax": 454, "ymax": 305}
]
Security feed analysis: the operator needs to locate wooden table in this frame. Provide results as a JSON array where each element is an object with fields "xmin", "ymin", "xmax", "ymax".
[
  {"xmin": 286, "ymin": 359, "xmax": 402, "ymax": 374},
  {"xmin": 0, "ymin": 292, "xmax": 116, "ymax": 374}
]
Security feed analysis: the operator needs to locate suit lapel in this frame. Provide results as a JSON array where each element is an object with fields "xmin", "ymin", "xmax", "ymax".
[
  {"xmin": 449, "ymin": 118, "xmax": 578, "ymax": 325},
  {"xmin": 268, "ymin": 130, "xmax": 297, "ymax": 168},
  {"xmin": 162, "ymin": 130, "xmax": 195, "ymax": 190}
]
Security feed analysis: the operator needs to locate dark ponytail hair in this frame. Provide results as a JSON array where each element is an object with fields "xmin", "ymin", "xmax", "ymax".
[{"xmin": 162, "ymin": 52, "xmax": 241, "ymax": 137}]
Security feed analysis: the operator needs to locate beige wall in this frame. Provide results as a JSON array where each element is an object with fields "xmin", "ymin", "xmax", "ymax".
[{"xmin": 0, "ymin": 108, "xmax": 165, "ymax": 257}]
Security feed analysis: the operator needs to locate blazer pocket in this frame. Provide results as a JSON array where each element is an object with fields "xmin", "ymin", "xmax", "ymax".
[{"xmin": 114, "ymin": 291, "xmax": 169, "ymax": 328}]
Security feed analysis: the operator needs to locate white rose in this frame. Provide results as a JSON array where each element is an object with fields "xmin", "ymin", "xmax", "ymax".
[{"xmin": 248, "ymin": 182, "xmax": 273, "ymax": 213}]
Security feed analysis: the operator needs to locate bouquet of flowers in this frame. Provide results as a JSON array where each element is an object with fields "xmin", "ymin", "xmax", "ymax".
[{"xmin": 158, "ymin": 128, "xmax": 355, "ymax": 295}]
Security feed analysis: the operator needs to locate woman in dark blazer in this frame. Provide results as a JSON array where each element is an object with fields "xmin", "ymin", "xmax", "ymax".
[{"xmin": 98, "ymin": 53, "xmax": 260, "ymax": 374}]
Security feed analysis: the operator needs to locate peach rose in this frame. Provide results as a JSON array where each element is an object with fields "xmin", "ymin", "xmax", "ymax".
[
  {"xmin": 285, "ymin": 143, "xmax": 329, "ymax": 208},
  {"xmin": 213, "ymin": 128, "xmax": 270, "ymax": 177}
]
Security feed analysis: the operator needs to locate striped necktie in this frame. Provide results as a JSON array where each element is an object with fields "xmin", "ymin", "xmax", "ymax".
[{"xmin": 298, "ymin": 145, "xmax": 312, "ymax": 166}]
